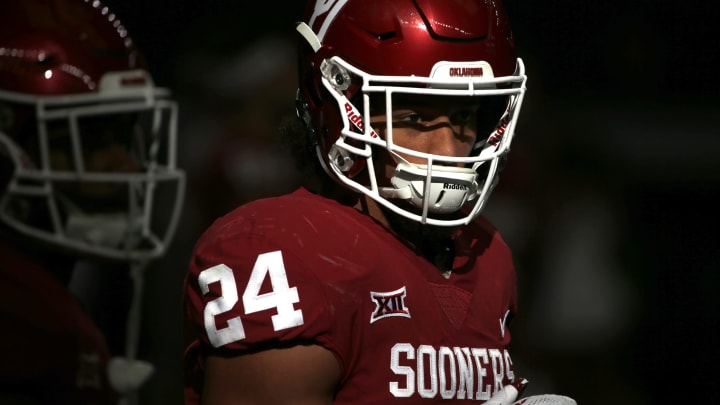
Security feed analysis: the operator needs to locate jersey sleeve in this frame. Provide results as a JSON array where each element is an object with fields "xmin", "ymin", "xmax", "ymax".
[{"xmin": 183, "ymin": 216, "xmax": 336, "ymax": 355}]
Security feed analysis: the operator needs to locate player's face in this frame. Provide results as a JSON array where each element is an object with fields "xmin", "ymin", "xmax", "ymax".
[
  {"xmin": 369, "ymin": 95, "xmax": 479, "ymax": 183},
  {"xmin": 46, "ymin": 114, "xmax": 141, "ymax": 210}
]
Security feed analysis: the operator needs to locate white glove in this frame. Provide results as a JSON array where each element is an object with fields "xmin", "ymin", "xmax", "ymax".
[
  {"xmin": 485, "ymin": 378, "xmax": 529, "ymax": 405},
  {"xmin": 485, "ymin": 378, "xmax": 576, "ymax": 405}
]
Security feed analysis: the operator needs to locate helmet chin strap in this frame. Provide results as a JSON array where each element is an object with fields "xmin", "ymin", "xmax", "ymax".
[
  {"xmin": 379, "ymin": 154, "xmax": 480, "ymax": 215},
  {"xmin": 109, "ymin": 259, "xmax": 154, "ymax": 405}
]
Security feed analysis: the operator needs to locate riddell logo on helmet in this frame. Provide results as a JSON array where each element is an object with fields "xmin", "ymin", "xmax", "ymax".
[
  {"xmin": 449, "ymin": 67, "xmax": 484, "ymax": 77},
  {"xmin": 487, "ymin": 116, "xmax": 510, "ymax": 146},
  {"xmin": 344, "ymin": 102, "xmax": 379, "ymax": 138},
  {"xmin": 443, "ymin": 183, "xmax": 468, "ymax": 190}
]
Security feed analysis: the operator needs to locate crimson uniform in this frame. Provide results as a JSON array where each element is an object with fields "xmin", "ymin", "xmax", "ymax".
[
  {"xmin": 0, "ymin": 244, "xmax": 116, "ymax": 404},
  {"xmin": 184, "ymin": 187, "xmax": 518, "ymax": 404}
]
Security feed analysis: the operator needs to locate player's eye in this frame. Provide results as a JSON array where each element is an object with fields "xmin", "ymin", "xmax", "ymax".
[{"xmin": 393, "ymin": 112, "xmax": 423, "ymax": 125}]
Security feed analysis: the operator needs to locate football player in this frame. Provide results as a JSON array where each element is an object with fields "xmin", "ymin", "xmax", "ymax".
[
  {"xmin": 182, "ymin": 0, "xmax": 565, "ymax": 404},
  {"xmin": 0, "ymin": 0, "xmax": 184, "ymax": 403}
]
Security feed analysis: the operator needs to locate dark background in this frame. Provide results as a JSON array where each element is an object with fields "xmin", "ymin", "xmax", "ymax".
[{"xmin": 99, "ymin": 1, "xmax": 719, "ymax": 404}]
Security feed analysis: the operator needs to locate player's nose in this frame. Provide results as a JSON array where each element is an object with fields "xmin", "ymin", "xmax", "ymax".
[{"xmin": 426, "ymin": 116, "xmax": 467, "ymax": 161}]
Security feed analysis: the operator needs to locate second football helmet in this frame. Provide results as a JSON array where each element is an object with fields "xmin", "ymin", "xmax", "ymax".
[
  {"xmin": 0, "ymin": 0, "xmax": 184, "ymax": 261},
  {"xmin": 296, "ymin": 0, "xmax": 527, "ymax": 226}
]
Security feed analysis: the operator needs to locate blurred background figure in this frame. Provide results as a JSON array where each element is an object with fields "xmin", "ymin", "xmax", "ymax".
[
  {"xmin": 0, "ymin": 0, "xmax": 184, "ymax": 404},
  {"xmin": 109, "ymin": 4, "xmax": 305, "ymax": 403}
]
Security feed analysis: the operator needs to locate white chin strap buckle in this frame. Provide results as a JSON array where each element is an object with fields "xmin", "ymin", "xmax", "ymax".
[{"xmin": 380, "ymin": 163, "xmax": 479, "ymax": 214}]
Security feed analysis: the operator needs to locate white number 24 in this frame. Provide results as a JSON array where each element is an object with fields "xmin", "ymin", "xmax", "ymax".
[{"xmin": 197, "ymin": 250, "xmax": 304, "ymax": 347}]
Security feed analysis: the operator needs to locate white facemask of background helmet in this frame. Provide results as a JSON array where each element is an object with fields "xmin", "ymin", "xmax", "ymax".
[{"xmin": 0, "ymin": 1, "xmax": 185, "ymax": 261}]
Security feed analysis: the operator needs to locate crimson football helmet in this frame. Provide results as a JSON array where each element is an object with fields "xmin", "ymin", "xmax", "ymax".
[
  {"xmin": 296, "ymin": 0, "xmax": 527, "ymax": 226},
  {"xmin": 0, "ymin": 0, "xmax": 184, "ymax": 261}
]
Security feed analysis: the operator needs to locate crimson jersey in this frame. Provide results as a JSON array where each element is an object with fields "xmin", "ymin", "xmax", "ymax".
[
  {"xmin": 0, "ymin": 244, "xmax": 116, "ymax": 404},
  {"xmin": 184, "ymin": 187, "xmax": 518, "ymax": 404}
]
